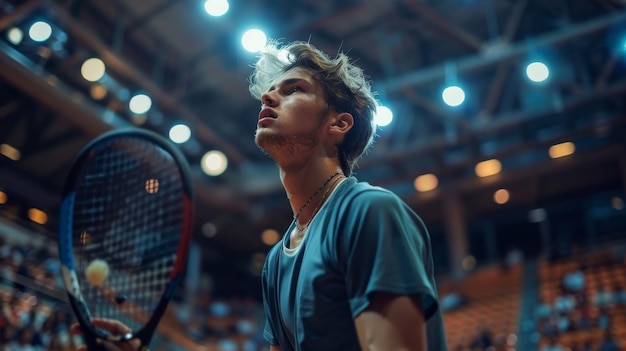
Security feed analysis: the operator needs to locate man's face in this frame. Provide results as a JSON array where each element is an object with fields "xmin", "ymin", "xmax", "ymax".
[{"xmin": 254, "ymin": 67, "xmax": 330, "ymax": 159}]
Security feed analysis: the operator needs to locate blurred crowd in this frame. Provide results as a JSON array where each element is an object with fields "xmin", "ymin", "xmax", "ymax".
[
  {"xmin": 1, "ymin": 236, "xmax": 78, "ymax": 351},
  {"xmin": 2, "ymin": 226, "xmax": 625, "ymax": 351},
  {"xmin": 536, "ymin": 254, "xmax": 625, "ymax": 351},
  {"xmin": 0, "ymin": 234, "xmax": 268, "ymax": 351}
]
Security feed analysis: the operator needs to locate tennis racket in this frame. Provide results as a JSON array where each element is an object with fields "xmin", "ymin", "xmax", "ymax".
[{"xmin": 58, "ymin": 128, "xmax": 194, "ymax": 350}]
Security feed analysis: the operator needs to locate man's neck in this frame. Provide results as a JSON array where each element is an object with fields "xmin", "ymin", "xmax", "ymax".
[{"xmin": 280, "ymin": 162, "xmax": 343, "ymax": 226}]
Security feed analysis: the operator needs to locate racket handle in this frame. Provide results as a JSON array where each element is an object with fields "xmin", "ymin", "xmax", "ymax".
[{"xmin": 84, "ymin": 335, "xmax": 108, "ymax": 351}]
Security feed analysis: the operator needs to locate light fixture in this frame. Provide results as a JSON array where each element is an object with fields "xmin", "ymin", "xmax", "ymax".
[
  {"xmin": 548, "ymin": 141, "xmax": 575, "ymax": 159},
  {"xmin": 204, "ymin": 0, "xmax": 229, "ymax": 16},
  {"xmin": 475, "ymin": 159, "xmax": 502, "ymax": 177},
  {"xmin": 611, "ymin": 197, "xmax": 624, "ymax": 210},
  {"xmin": 81, "ymin": 58, "xmax": 106, "ymax": 82},
  {"xmin": 202, "ymin": 222, "xmax": 218, "ymax": 237},
  {"xmin": 261, "ymin": 229, "xmax": 281, "ymax": 246},
  {"xmin": 242, "ymin": 29, "xmax": 267, "ymax": 53},
  {"xmin": 28, "ymin": 208, "xmax": 48, "ymax": 224},
  {"xmin": 89, "ymin": 84, "xmax": 108, "ymax": 100},
  {"xmin": 7, "ymin": 27, "xmax": 23, "ymax": 45},
  {"xmin": 494, "ymin": 189, "xmax": 510, "ymax": 204},
  {"xmin": 201, "ymin": 150, "xmax": 228, "ymax": 176},
  {"xmin": 442, "ymin": 85, "xmax": 466, "ymax": 107},
  {"xmin": 526, "ymin": 61, "xmax": 549, "ymax": 83},
  {"xmin": 0, "ymin": 143, "xmax": 21, "ymax": 161},
  {"xmin": 169, "ymin": 123, "xmax": 191, "ymax": 144},
  {"xmin": 528, "ymin": 208, "xmax": 547, "ymax": 223},
  {"xmin": 414, "ymin": 174, "xmax": 438, "ymax": 192},
  {"xmin": 28, "ymin": 21, "xmax": 52, "ymax": 42},
  {"xmin": 374, "ymin": 105, "xmax": 393, "ymax": 127},
  {"xmin": 129, "ymin": 93, "xmax": 152, "ymax": 114}
]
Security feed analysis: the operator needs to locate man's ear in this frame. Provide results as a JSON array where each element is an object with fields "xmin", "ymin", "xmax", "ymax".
[{"xmin": 329, "ymin": 112, "xmax": 353, "ymax": 138}]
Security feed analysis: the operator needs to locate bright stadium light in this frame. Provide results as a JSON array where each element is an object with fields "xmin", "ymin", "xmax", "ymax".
[
  {"xmin": 374, "ymin": 105, "xmax": 393, "ymax": 126},
  {"xmin": 29, "ymin": 21, "xmax": 52, "ymax": 42},
  {"xmin": 80, "ymin": 58, "xmax": 106, "ymax": 82},
  {"xmin": 169, "ymin": 123, "xmax": 191, "ymax": 144},
  {"xmin": 204, "ymin": 0, "xmax": 229, "ymax": 17},
  {"xmin": 242, "ymin": 29, "xmax": 267, "ymax": 53},
  {"xmin": 7, "ymin": 27, "xmax": 23, "ymax": 45},
  {"xmin": 442, "ymin": 85, "xmax": 465, "ymax": 107},
  {"xmin": 526, "ymin": 61, "xmax": 550, "ymax": 83},
  {"xmin": 129, "ymin": 93, "xmax": 152, "ymax": 114},
  {"xmin": 201, "ymin": 150, "xmax": 228, "ymax": 176}
]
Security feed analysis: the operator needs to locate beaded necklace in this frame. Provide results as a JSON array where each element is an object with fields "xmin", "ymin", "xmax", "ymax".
[{"xmin": 293, "ymin": 172, "xmax": 342, "ymax": 232}]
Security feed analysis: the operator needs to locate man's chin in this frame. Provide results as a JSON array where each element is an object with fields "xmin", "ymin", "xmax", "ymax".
[{"xmin": 254, "ymin": 131, "xmax": 278, "ymax": 153}]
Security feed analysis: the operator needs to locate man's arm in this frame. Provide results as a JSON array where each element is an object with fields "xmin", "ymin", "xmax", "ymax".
[
  {"xmin": 269, "ymin": 346, "xmax": 283, "ymax": 351},
  {"xmin": 354, "ymin": 292, "xmax": 427, "ymax": 351}
]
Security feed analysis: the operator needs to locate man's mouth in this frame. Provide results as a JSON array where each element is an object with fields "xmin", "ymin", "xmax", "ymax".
[{"xmin": 258, "ymin": 108, "xmax": 277, "ymax": 121}]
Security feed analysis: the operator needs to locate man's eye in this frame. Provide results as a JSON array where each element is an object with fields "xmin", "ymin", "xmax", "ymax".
[{"xmin": 289, "ymin": 86, "xmax": 301, "ymax": 93}]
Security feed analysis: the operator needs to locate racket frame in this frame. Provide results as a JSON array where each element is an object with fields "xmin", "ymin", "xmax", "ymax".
[{"xmin": 58, "ymin": 128, "xmax": 194, "ymax": 350}]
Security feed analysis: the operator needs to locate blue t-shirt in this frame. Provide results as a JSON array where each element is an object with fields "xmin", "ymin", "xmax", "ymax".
[{"xmin": 261, "ymin": 177, "xmax": 447, "ymax": 351}]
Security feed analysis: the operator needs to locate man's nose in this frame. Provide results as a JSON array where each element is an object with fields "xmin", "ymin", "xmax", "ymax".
[{"xmin": 261, "ymin": 91, "xmax": 278, "ymax": 107}]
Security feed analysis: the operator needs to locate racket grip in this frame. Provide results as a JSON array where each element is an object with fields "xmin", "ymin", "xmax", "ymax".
[{"xmin": 84, "ymin": 336, "xmax": 109, "ymax": 351}]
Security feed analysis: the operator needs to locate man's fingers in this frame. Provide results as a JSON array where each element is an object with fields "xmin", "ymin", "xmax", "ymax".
[
  {"xmin": 70, "ymin": 323, "xmax": 84, "ymax": 335},
  {"xmin": 71, "ymin": 319, "xmax": 132, "ymax": 335},
  {"xmin": 72, "ymin": 319, "xmax": 136, "ymax": 351},
  {"xmin": 91, "ymin": 318, "xmax": 133, "ymax": 335}
]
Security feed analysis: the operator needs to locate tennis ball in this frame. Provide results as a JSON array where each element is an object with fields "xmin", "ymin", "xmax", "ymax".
[{"xmin": 85, "ymin": 259, "xmax": 109, "ymax": 286}]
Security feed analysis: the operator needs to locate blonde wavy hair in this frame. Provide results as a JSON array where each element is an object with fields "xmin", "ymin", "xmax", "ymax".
[{"xmin": 249, "ymin": 41, "xmax": 377, "ymax": 176}]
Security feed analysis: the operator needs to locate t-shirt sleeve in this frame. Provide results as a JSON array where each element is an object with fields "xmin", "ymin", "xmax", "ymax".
[
  {"xmin": 336, "ymin": 189, "xmax": 439, "ymax": 320},
  {"xmin": 261, "ymin": 254, "xmax": 280, "ymax": 346}
]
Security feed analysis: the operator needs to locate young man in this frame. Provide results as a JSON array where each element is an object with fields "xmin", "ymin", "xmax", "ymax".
[
  {"xmin": 72, "ymin": 41, "xmax": 447, "ymax": 351},
  {"xmin": 250, "ymin": 41, "xmax": 446, "ymax": 351}
]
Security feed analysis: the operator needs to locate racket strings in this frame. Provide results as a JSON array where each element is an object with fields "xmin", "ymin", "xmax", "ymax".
[{"xmin": 72, "ymin": 138, "xmax": 185, "ymax": 332}]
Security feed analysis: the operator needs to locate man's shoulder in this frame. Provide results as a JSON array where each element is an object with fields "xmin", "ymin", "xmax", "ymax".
[
  {"xmin": 332, "ymin": 178, "xmax": 419, "ymax": 223},
  {"xmin": 340, "ymin": 177, "xmax": 399, "ymax": 202}
]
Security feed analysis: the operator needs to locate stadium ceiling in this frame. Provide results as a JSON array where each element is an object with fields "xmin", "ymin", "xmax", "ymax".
[{"xmin": 1, "ymin": 0, "xmax": 625, "ymax": 255}]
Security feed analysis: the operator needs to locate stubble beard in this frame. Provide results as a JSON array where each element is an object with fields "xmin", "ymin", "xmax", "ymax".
[{"xmin": 255, "ymin": 128, "xmax": 318, "ymax": 165}]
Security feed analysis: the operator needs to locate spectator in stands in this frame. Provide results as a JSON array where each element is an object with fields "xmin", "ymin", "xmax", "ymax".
[
  {"xmin": 469, "ymin": 325, "xmax": 492, "ymax": 350},
  {"xmin": 599, "ymin": 331, "xmax": 621, "ymax": 351},
  {"xmin": 6, "ymin": 325, "xmax": 38, "ymax": 351},
  {"xmin": 594, "ymin": 283, "xmax": 616, "ymax": 308},
  {"xmin": 556, "ymin": 312, "xmax": 572, "ymax": 333},
  {"xmin": 541, "ymin": 336, "xmax": 565, "ymax": 351},
  {"xmin": 5, "ymin": 295, "xmax": 26, "ymax": 328},
  {"xmin": 553, "ymin": 287, "xmax": 576, "ymax": 314},
  {"xmin": 34, "ymin": 317, "xmax": 56, "ymax": 350},
  {"xmin": 570, "ymin": 341, "xmax": 582, "ymax": 351},
  {"xmin": 596, "ymin": 307, "xmax": 611, "ymax": 330},
  {"xmin": 581, "ymin": 340, "xmax": 594, "ymax": 351},
  {"xmin": 44, "ymin": 335, "xmax": 64, "ymax": 351},
  {"xmin": 611, "ymin": 283, "xmax": 626, "ymax": 305},
  {"xmin": 503, "ymin": 245, "xmax": 523, "ymax": 270},
  {"xmin": 1, "ymin": 324, "xmax": 17, "ymax": 350},
  {"xmin": 535, "ymin": 295, "xmax": 552, "ymax": 319},
  {"xmin": 537, "ymin": 314, "xmax": 559, "ymax": 339},
  {"xmin": 573, "ymin": 301, "xmax": 592, "ymax": 330},
  {"xmin": 11, "ymin": 248, "xmax": 29, "ymax": 294},
  {"xmin": 562, "ymin": 266, "xmax": 585, "ymax": 294},
  {"xmin": 440, "ymin": 291, "xmax": 467, "ymax": 311},
  {"xmin": 491, "ymin": 334, "xmax": 508, "ymax": 351},
  {"xmin": 0, "ymin": 237, "xmax": 10, "ymax": 268}
]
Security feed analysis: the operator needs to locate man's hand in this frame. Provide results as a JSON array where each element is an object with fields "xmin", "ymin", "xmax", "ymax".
[{"xmin": 70, "ymin": 318, "xmax": 141, "ymax": 351}]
